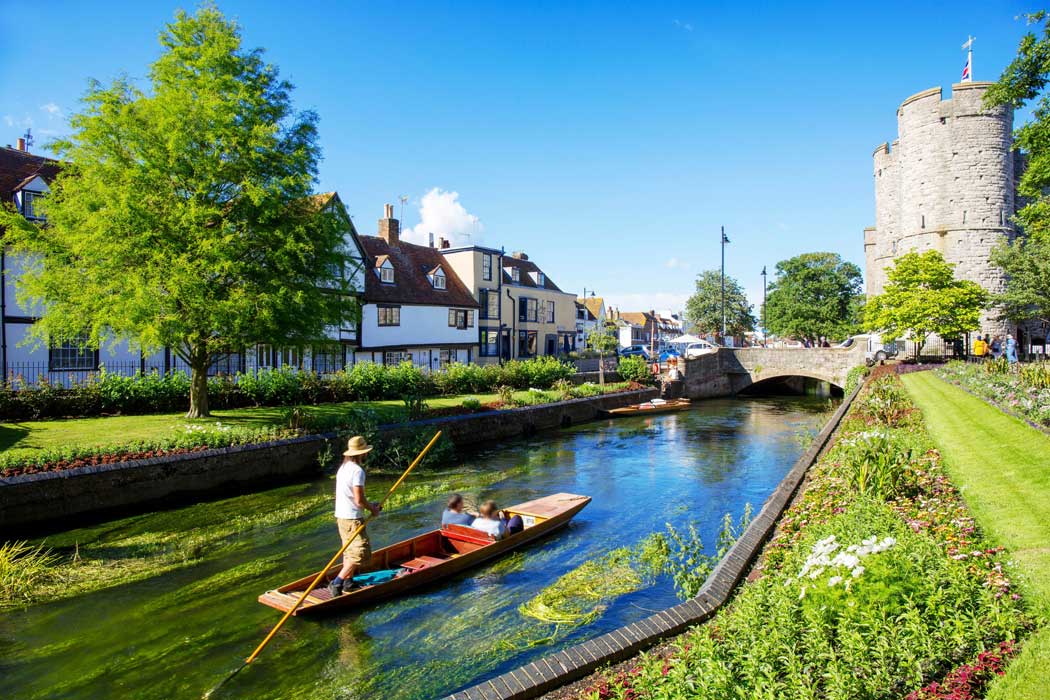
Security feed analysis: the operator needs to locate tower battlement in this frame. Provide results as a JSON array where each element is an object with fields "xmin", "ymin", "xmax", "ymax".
[{"xmin": 864, "ymin": 81, "xmax": 1019, "ymax": 337}]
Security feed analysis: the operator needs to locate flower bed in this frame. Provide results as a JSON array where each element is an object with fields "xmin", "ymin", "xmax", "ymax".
[
  {"xmin": 581, "ymin": 374, "xmax": 1032, "ymax": 700},
  {"xmin": 935, "ymin": 360, "xmax": 1050, "ymax": 429}
]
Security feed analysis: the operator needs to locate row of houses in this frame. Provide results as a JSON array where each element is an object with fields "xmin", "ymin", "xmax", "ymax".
[
  {"xmin": 1, "ymin": 143, "xmax": 588, "ymax": 382},
  {"xmin": 573, "ymin": 297, "xmax": 685, "ymax": 351}
]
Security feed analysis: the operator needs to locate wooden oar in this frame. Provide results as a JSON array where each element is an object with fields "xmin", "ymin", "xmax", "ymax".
[{"xmin": 204, "ymin": 430, "xmax": 442, "ymax": 697}]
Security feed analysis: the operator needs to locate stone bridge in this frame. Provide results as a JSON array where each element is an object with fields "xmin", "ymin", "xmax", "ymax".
[{"xmin": 677, "ymin": 344, "xmax": 867, "ymax": 398}]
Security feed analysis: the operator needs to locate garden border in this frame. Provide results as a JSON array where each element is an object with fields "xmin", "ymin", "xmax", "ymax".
[
  {"xmin": 0, "ymin": 388, "xmax": 657, "ymax": 532},
  {"xmin": 447, "ymin": 381, "xmax": 864, "ymax": 700},
  {"xmin": 936, "ymin": 372, "xmax": 1050, "ymax": 437}
]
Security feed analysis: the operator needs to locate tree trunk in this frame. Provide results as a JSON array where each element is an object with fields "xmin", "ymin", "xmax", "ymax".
[
  {"xmin": 187, "ymin": 360, "xmax": 211, "ymax": 418},
  {"xmin": 598, "ymin": 351, "xmax": 606, "ymax": 387}
]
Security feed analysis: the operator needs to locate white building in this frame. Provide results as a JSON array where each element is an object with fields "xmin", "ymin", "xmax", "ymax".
[
  {"xmin": 352, "ymin": 205, "xmax": 479, "ymax": 368},
  {"xmin": 0, "ymin": 143, "xmax": 364, "ymax": 383},
  {"xmin": 575, "ymin": 295, "xmax": 605, "ymax": 348}
]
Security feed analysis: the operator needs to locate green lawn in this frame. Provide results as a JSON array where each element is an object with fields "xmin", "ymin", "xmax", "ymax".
[
  {"xmin": 0, "ymin": 393, "xmax": 506, "ymax": 458},
  {"xmin": 903, "ymin": 371, "xmax": 1050, "ymax": 700}
]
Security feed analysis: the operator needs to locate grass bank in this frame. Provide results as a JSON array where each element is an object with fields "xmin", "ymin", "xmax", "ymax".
[
  {"xmin": 903, "ymin": 371, "xmax": 1050, "ymax": 700},
  {"xmin": 0, "ymin": 384, "xmax": 633, "ymax": 465}
]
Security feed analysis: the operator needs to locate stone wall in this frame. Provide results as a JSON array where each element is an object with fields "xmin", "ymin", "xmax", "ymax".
[
  {"xmin": 0, "ymin": 388, "xmax": 657, "ymax": 532},
  {"xmin": 865, "ymin": 82, "xmax": 1019, "ymax": 337}
]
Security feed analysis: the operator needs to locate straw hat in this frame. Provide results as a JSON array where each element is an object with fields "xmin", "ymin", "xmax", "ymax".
[{"xmin": 343, "ymin": 435, "xmax": 374, "ymax": 457}]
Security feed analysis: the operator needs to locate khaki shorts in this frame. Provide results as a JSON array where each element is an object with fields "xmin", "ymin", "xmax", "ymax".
[{"xmin": 337, "ymin": 518, "xmax": 372, "ymax": 567}]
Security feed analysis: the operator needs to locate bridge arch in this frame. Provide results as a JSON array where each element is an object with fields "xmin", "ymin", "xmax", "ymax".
[{"xmin": 678, "ymin": 345, "xmax": 866, "ymax": 399}]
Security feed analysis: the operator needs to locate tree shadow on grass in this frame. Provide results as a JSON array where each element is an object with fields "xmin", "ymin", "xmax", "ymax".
[{"xmin": 0, "ymin": 423, "xmax": 30, "ymax": 452}]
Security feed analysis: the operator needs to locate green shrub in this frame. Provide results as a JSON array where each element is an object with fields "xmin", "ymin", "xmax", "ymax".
[
  {"xmin": 460, "ymin": 397, "xmax": 482, "ymax": 411},
  {"xmin": 845, "ymin": 364, "xmax": 871, "ymax": 395},
  {"xmin": 617, "ymin": 355, "xmax": 652, "ymax": 384}
]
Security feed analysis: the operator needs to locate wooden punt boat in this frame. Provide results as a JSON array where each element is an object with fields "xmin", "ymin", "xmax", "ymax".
[
  {"xmin": 258, "ymin": 492, "xmax": 591, "ymax": 616},
  {"xmin": 607, "ymin": 397, "xmax": 691, "ymax": 417}
]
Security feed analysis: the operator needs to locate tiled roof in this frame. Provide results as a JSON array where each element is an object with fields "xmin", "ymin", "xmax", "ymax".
[
  {"xmin": 0, "ymin": 147, "xmax": 60, "ymax": 197},
  {"xmin": 360, "ymin": 236, "xmax": 478, "ymax": 308},
  {"xmin": 618, "ymin": 312, "xmax": 649, "ymax": 327},
  {"xmin": 577, "ymin": 296, "xmax": 604, "ymax": 319},
  {"xmin": 575, "ymin": 300, "xmax": 597, "ymax": 322},
  {"xmin": 501, "ymin": 256, "xmax": 564, "ymax": 292}
]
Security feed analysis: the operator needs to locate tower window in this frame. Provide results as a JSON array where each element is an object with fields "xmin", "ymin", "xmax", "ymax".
[
  {"xmin": 921, "ymin": 215, "xmax": 925, "ymax": 229},
  {"xmin": 963, "ymin": 210, "xmax": 967, "ymax": 224}
]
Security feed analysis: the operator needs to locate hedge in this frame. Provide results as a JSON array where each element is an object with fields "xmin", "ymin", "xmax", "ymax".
[{"xmin": 0, "ymin": 357, "xmax": 575, "ymax": 420}]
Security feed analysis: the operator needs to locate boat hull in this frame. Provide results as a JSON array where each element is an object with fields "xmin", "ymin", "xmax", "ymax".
[
  {"xmin": 258, "ymin": 492, "xmax": 591, "ymax": 616},
  {"xmin": 607, "ymin": 398, "xmax": 691, "ymax": 417}
]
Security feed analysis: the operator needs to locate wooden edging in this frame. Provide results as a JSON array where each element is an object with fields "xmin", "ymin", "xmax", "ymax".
[{"xmin": 447, "ymin": 381, "xmax": 865, "ymax": 700}]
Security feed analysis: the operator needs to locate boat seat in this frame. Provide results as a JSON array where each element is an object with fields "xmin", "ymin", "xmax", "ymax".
[
  {"xmin": 400, "ymin": 555, "xmax": 448, "ymax": 572},
  {"xmin": 441, "ymin": 524, "xmax": 496, "ymax": 545}
]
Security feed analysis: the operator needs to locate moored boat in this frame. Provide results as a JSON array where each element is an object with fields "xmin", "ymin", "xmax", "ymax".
[
  {"xmin": 607, "ymin": 397, "xmax": 691, "ymax": 417},
  {"xmin": 258, "ymin": 492, "xmax": 591, "ymax": 616}
]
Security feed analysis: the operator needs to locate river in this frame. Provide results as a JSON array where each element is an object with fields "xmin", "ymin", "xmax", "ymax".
[{"xmin": 1, "ymin": 396, "xmax": 834, "ymax": 700}]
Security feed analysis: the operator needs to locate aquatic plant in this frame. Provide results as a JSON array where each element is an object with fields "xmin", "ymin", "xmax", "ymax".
[
  {"xmin": 658, "ymin": 505, "xmax": 752, "ymax": 600},
  {"xmin": 511, "ymin": 536, "xmax": 666, "ymax": 647},
  {"xmin": 0, "ymin": 540, "xmax": 59, "ymax": 606}
]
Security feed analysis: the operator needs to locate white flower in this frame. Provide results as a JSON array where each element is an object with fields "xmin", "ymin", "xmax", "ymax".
[
  {"xmin": 851, "ymin": 566, "xmax": 865, "ymax": 578},
  {"xmin": 828, "ymin": 576, "xmax": 843, "ymax": 587},
  {"xmin": 799, "ymin": 586, "xmax": 807, "ymax": 600}
]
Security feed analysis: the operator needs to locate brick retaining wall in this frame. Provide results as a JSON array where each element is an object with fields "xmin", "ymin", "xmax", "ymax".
[
  {"xmin": 447, "ymin": 381, "xmax": 863, "ymax": 700},
  {"xmin": 0, "ymin": 388, "xmax": 657, "ymax": 532}
]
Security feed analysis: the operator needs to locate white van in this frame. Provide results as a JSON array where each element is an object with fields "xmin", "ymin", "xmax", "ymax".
[{"xmin": 839, "ymin": 334, "xmax": 899, "ymax": 365}]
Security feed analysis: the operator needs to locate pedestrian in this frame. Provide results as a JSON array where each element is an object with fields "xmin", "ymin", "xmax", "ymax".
[
  {"xmin": 328, "ymin": 435, "xmax": 382, "ymax": 597},
  {"xmin": 990, "ymin": 335, "xmax": 1003, "ymax": 360},
  {"xmin": 1005, "ymin": 334, "xmax": 1018, "ymax": 364},
  {"xmin": 973, "ymin": 334, "xmax": 987, "ymax": 362}
]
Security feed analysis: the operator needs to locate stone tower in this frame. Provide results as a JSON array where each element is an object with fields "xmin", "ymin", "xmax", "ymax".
[{"xmin": 864, "ymin": 81, "xmax": 1021, "ymax": 337}]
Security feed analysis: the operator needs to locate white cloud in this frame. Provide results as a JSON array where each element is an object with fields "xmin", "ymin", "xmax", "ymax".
[
  {"xmin": 4, "ymin": 114, "xmax": 33, "ymax": 128},
  {"xmin": 40, "ymin": 102, "xmax": 62, "ymax": 119},
  {"xmin": 603, "ymin": 291, "xmax": 690, "ymax": 316},
  {"xmin": 673, "ymin": 19, "xmax": 694, "ymax": 31},
  {"xmin": 664, "ymin": 257, "xmax": 689, "ymax": 270},
  {"xmin": 405, "ymin": 188, "xmax": 483, "ymax": 247}
]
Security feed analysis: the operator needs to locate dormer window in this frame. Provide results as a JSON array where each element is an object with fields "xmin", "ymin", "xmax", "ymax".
[
  {"xmin": 511, "ymin": 267, "xmax": 520, "ymax": 283},
  {"xmin": 430, "ymin": 267, "xmax": 447, "ymax": 289},
  {"xmin": 22, "ymin": 191, "xmax": 44, "ymax": 220},
  {"xmin": 537, "ymin": 272, "xmax": 545, "ymax": 287},
  {"xmin": 375, "ymin": 257, "xmax": 394, "ymax": 284}
]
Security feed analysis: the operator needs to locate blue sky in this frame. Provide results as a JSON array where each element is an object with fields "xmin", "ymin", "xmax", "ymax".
[{"xmin": 0, "ymin": 1, "xmax": 1036, "ymax": 316}]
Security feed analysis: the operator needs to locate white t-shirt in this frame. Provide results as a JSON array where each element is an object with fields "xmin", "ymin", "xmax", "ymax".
[
  {"xmin": 470, "ymin": 517, "xmax": 506, "ymax": 540},
  {"xmin": 335, "ymin": 460, "xmax": 367, "ymax": 519}
]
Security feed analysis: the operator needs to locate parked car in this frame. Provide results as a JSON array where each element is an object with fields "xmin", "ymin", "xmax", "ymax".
[
  {"xmin": 841, "ymin": 334, "xmax": 899, "ymax": 365},
  {"xmin": 619, "ymin": 345, "xmax": 651, "ymax": 359},
  {"xmin": 682, "ymin": 340, "xmax": 718, "ymax": 359}
]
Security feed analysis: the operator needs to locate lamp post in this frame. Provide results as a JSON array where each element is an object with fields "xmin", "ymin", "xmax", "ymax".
[
  {"xmin": 761, "ymin": 265, "xmax": 767, "ymax": 347},
  {"xmin": 720, "ymin": 228, "xmax": 726, "ymax": 339}
]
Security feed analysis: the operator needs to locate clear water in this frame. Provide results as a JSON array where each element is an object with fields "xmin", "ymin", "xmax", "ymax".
[{"xmin": 1, "ymin": 396, "xmax": 833, "ymax": 700}]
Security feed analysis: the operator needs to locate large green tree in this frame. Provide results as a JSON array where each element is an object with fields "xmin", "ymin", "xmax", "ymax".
[
  {"xmin": 684, "ymin": 270, "xmax": 755, "ymax": 339},
  {"xmin": 586, "ymin": 321, "xmax": 618, "ymax": 386},
  {"xmin": 0, "ymin": 7, "xmax": 355, "ymax": 417},
  {"xmin": 864, "ymin": 251, "xmax": 987, "ymax": 357},
  {"xmin": 984, "ymin": 12, "xmax": 1050, "ymax": 332},
  {"xmin": 990, "ymin": 235, "xmax": 1050, "ymax": 328},
  {"xmin": 764, "ymin": 252, "xmax": 863, "ymax": 343}
]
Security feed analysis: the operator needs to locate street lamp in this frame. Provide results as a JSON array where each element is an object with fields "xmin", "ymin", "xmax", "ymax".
[
  {"xmin": 761, "ymin": 265, "xmax": 767, "ymax": 346},
  {"xmin": 721, "ymin": 226, "xmax": 730, "ymax": 340}
]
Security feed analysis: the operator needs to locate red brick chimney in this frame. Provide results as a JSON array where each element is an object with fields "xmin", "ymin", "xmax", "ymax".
[
  {"xmin": 378, "ymin": 203, "xmax": 399, "ymax": 247},
  {"xmin": 16, "ymin": 137, "xmax": 26, "ymax": 152}
]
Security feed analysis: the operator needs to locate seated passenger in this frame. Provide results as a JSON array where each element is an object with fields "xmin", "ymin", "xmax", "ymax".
[
  {"xmin": 441, "ymin": 494, "xmax": 475, "ymax": 527},
  {"xmin": 470, "ymin": 501, "xmax": 508, "ymax": 540},
  {"xmin": 501, "ymin": 510, "xmax": 524, "ymax": 535}
]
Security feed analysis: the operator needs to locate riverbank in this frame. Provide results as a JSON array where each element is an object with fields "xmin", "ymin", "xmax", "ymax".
[
  {"xmin": 0, "ymin": 387, "xmax": 653, "ymax": 531},
  {"xmin": 903, "ymin": 371, "xmax": 1050, "ymax": 700},
  {"xmin": 541, "ymin": 372, "xmax": 1032, "ymax": 700}
]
